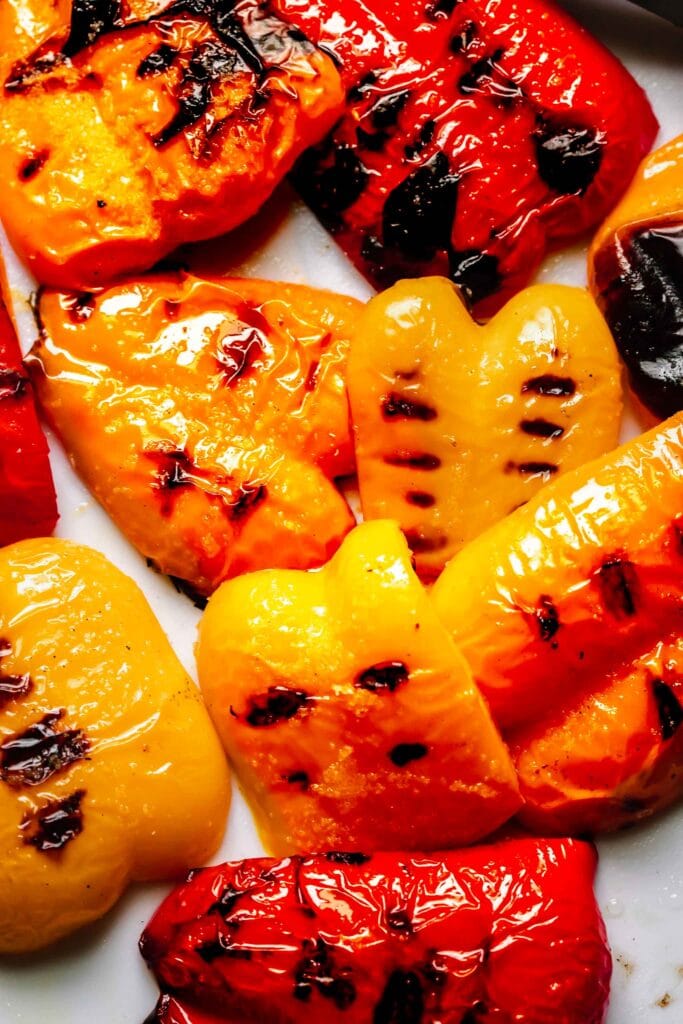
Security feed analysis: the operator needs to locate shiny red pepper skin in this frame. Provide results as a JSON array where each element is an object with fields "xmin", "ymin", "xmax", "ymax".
[
  {"xmin": 141, "ymin": 839, "xmax": 611, "ymax": 1024},
  {"xmin": 283, "ymin": 0, "xmax": 658, "ymax": 314},
  {"xmin": 0, "ymin": 296, "xmax": 57, "ymax": 545}
]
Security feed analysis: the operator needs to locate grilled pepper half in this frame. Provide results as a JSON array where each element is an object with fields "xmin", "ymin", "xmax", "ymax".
[
  {"xmin": 0, "ymin": 538, "xmax": 229, "ymax": 953},
  {"xmin": 197, "ymin": 520, "xmax": 521, "ymax": 854},
  {"xmin": 348, "ymin": 278, "xmax": 622, "ymax": 580},
  {"xmin": 589, "ymin": 134, "xmax": 683, "ymax": 419},
  {"xmin": 141, "ymin": 839, "xmax": 611, "ymax": 1024},
  {"xmin": 432, "ymin": 414, "xmax": 683, "ymax": 834},
  {"xmin": 31, "ymin": 274, "xmax": 358, "ymax": 595},
  {"xmin": 287, "ymin": 0, "xmax": 657, "ymax": 314},
  {"xmin": 0, "ymin": 292, "xmax": 57, "ymax": 546}
]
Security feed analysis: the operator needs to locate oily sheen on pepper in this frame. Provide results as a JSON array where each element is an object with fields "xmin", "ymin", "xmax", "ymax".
[{"xmin": 140, "ymin": 839, "xmax": 611, "ymax": 1024}]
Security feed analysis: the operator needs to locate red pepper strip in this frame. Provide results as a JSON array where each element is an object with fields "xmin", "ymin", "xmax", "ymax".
[
  {"xmin": 141, "ymin": 839, "xmax": 611, "ymax": 1024},
  {"xmin": 282, "ymin": 0, "xmax": 658, "ymax": 315},
  {"xmin": 0, "ymin": 296, "xmax": 57, "ymax": 545}
]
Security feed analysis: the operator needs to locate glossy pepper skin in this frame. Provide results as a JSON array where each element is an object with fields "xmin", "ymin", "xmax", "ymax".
[
  {"xmin": 141, "ymin": 839, "xmax": 611, "ymax": 1024},
  {"xmin": 286, "ymin": 0, "xmax": 657, "ymax": 315},
  {"xmin": 348, "ymin": 278, "xmax": 622, "ymax": 580},
  {"xmin": 0, "ymin": 294, "xmax": 57, "ymax": 545},
  {"xmin": 30, "ymin": 274, "xmax": 358, "ymax": 596},
  {"xmin": 0, "ymin": 538, "xmax": 230, "ymax": 953},
  {"xmin": 0, "ymin": 0, "xmax": 343, "ymax": 290},
  {"xmin": 432, "ymin": 414, "xmax": 683, "ymax": 834},
  {"xmin": 197, "ymin": 520, "xmax": 521, "ymax": 855},
  {"xmin": 589, "ymin": 135, "xmax": 683, "ymax": 420}
]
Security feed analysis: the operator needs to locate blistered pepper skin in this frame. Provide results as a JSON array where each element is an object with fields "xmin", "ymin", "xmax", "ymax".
[
  {"xmin": 0, "ymin": 0, "xmax": 343, "ymax": 290},
  {"xmin": 0, "ymin": 294, "xmax": 57, "ymax": 545},
  {"xmin": 141, "ymin": 839, "xmax": 611, "ymax": 1024},
  {"xmin": 348, "ymin": 278, "xmax": 622, "ymax": 580},
  {"xmin": 197, "ymin": 520, "xmax": 521, "ymax": 855},
  {"xmin": 30, "ymin": 274, "xmax": 358, "ymax": 596},
  {"xmin": 589, "ymin": 135, "xmax": 683, "ymax": 419},
  {"xmin": 286, "ymin": 0, "xmax": 657, "ymax": 314},
  {"xmin": 432, "ymin": 415, "xmax": 683, "ymax": 834},
  {"xmin": 0, "ymin": 539, "xmax": 230, "ymax": 953}
]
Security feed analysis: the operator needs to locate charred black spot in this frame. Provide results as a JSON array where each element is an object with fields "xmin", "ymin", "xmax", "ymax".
[
  {"xmin": 382, "ymin": 392, "xmax": 437, "ymax": 421},
  {"xmin": 245, "ymin": 686, "xmax": 309, "ymax": 727},
  {"xmin": 137, "ymin": 43, "xmax": 177, "ymax": 78},
  {"xmin": 450, "ymin": 20, "xmax": 477, "ymax": 53},
  {"xmin": 652, "ymin": 680, "xmax": 683, "ymax": 741},
  {"xmin": 216, "ymin": 315, "xmax": 266, "ymax": 384},
  {"xmin": 389, "ymin": 742, "xmax": 428, "ymax": 767},
  {"xmin": 406, "ymin": 490, "xmax": 436, "ymax": 508},
  {"xmin": 404, "ymin": 119, "xmax": 437, "ymax": 161},
  {"xmin": 387, "ymin": 909, "xmax": 413, "ymax": 933},
  {"xmin": 0, "ymin": 710, "xmax": 89, "ymax": 787},
  {"xmin": 62, "ymin": 0, "xmax": 123, "ymax": 58},
  {"xmin": 356, "ymin": 661, "xmax": 409, "ymax": 693},
  {"xmin": 21, "ymin": 789, "xmax": 85, "ymax": 853},
  {"xmin": 198, "ymin": 935, "xmax": 252, "ymax": 962},
  {"xmin": 520, "ymin": 418, "xmax": 564, "ymax": 438},
  {"xmin": 533, "ymin": 116, "xmax": 603, "ymax": 196},
  {"xmin": 285, "ymin": 770, "xmax": 310, "ymax": 790},
  {"xmin": 448, "ymin": 248, "xmax": 501, "ymax": 306},
  {"xmin": 325, "ymin": 851, "xmax": 371, "ymax": 865},
  {"xmin": 147, "ymin": 447, "xmax": 196, "ymax": 516},
  {"xmin": 426, "ymin": 0, "xmax": 460, "ymax": 18},
  {"xmin": 0, "ymin": 671, "xmax": 32, "ymax": 709},
  {"xmin": 96, "ymin": 198, "xmax": 107, "ymax": 208},
  {"xmin": 533, "ymin": 595, "xmax": 560, "ymax": 642},
  {"xmin": 0, "ymin": 370, "xmax": 29, "ymax": 401},
  {"xmin": 168, "ymin": 575, "xmax": 209, "ymax": 610},
  {"xmin": 369, "ymin": 90, "xmax": 411, "ymax": 131},
  {"xmin": 460, "ymin": 1004, "xmax": 488, "ymax": 1024},
  {"xmin": 347, "ymin": 70, "xmax": 379, "ymax": 103},
  {"xmin": 19, "ymin": 149, "xmax": 49, "ymax": 182},
  {"xmin": 294, "ymin": 938, "xmax": 356, "ymax": 1010},
  {"xmin": 596, "ymin": 557, "xmax": 639, "ymax": 618},
  {"xmin": 404, "ymin": 528, "xmax": 448, "ymax": 554},
  {"xmin": 5, "ymin": 53, "xmax": 63, "ymax": 95},
  {"xmin": 63, "ymin": 292, "xmax": 96, "ymax": 324},
  {"xmin": 229, "ymin": 482, "xmax": 267, "ymax": 520},
  {"xmin": 383, "ymin": 152, "xmax": 458, "ymax": 261},
  {"xmin": 458, "ymin": 48, "xmax": 522, "ymax": 105},
  {"xmin": 505, "ymin": 460, "xmax": 558, "ymax": 477},
  {"xmin": 521, "ymin": 374, "xmax": 576, "ymax": 397},
  {"xmin": 384, "ymin": 451, "xmax": 441, "ymax": 470},
  {"xmin": 422, "ymin": 954, "xmax": 448, "ymax": 988},
  {"xmin": 208, "ymin": 885, "xmax": 241, "ymax": 918},
  {"xmin": 362, "ymin": 233, "xmax": 385, "ymax": 263},
  {"xmin": 296, "ymin": 143, "xmax": 369, "ymax": 223},
  {"xmin": 373, "ymin": 969, "xmax": 424, "ymax": 1024},
  {"xmin": 621, "ymin": 796, "xmax": 648, "ymax": 814}
]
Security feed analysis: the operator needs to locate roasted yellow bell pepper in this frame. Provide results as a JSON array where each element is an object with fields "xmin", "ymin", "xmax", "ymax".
[
  {"xmin": 197, "ymin": 519, "xmax": 521, "ymax": 856},
  {"xmin": 348, "ymin": 278, "xmax": 622, "ymax": 580},
  {"xmin": 0, "ymin": 539, "xmax": 230, "ymax": 953}
]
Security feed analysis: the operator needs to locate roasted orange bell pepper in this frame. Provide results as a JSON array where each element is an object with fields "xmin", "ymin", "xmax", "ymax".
[
  {"xmin": 589, "ymin": 134, "xmax": 683, "ymax": 419},
  {"xmin": 349, "ymin": 278, "xmax": 622, "ymax": 580},
  {"xmin": 0, "ymin": 538, "xmax": 230, "ymax": 953},
  {"xmin": 30, "ymin": 274, "xmax": 359, "ymax": 596},
  {"xmin": 0, "ymin": 0, "xmax": 343, "ymax": 290},
  {"xmin": 197, "ymin": 520, "xmax": 521, "ymax": 855},
  {"xmin": 432, "ymin": 414, "xmax": 683, "ymax": 834}
]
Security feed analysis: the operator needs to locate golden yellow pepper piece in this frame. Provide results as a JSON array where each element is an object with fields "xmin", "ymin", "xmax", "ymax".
[
  {"xmin": 197, "ymin": 519, "xmax": 521, "ymax": 856},
  {"xmin": 0, "ymin": 539, "xmax": 230, "ymax": 953},
  {"xmin": 348, "ymin": 277, "xmax": 622, "ymax": 579}
]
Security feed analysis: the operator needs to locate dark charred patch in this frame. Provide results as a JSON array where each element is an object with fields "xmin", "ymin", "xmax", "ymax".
[
  {"xmin": 521, "ymin": 374, "xmax": 576, "ymax": 397},
  {"xmin": 389, "ymin": 742, "xmax": 428, "ymax": 767},
  {"xmin": 533, "ymin": 116, "xmax": 603, "ymax": 196},
  {"xmin": 228, "ymin": 482, "xmax": 267, "ymax": 520},
  {"xmin": 294, "ymin": 938, "xmax": 356, "ymax": 1010},
  {"xmin": 383, "ymin": 152, "xmax": 459, "ymax": 261},
  {"xmin": 324, "ymin": 851, "xmax": 371, "ymax": 865},
  {"xmin": 296, "ymin": 143, "xmax": 369, "ymax": 223},
  {"xmin": 147, "ymin": 447, "xmax": 196, "ymax": 516},
  {"xmin": 621, "ymin": 796, "xmax": 648, "ymax": 814},
  {"xmin": 384, "ymin": 451, "xmax": 441, "ymax": 470},
  {"xmin": 63, "ymin": 292, "xmax": 96, "ymax": 324},
  {"xmin": 168, "ymin": 575, "xmax": 209, "ymax": 610},
  {"xmin": 596, "ymin": 556, "xmax": 639, "ymax": 618},
  {"xmin": 5, "ymin": 53, "xmax": 63, "ymax": 95},
  {"xmin": 426, "ymin": 0, "xmax": 460, "ymax": 18},
  {"xmin": 96, "ymin": 198, "xmax": 107, "ymax": 208},
  {"xmin": 505, "ymin": 460, "xmax": 558, "ymax": 477},
  {"xmin": 198, "ymin": 935, "xmax": 252, "ymax": 962},
  {"xmin": 373, "ymin": 969, "xmax": 424, "ymax": 1024},
  {"xmin": 458, "ymin": 48, "xmax": 522, "ymax": 105},
  {"xmin": 460, "ymin": 1003, "xmax": 488, "ymax": 1024},
  {"xmin": 0, "ymin": 370, "xmax": 29, "ymax": 401},
  {"xmin": 19, "ymin": 149, "xmax": 50, "ymax": 182},
  {"xmin": 0, "ymin": 672, "xmax": 32, "ymax": 709},
  {"xmin": 422, "ymin": 954, "xmax": 448, "ymax": 988},
  {"xmin": 21, "ymin": 789, "xmax": 85, "ymax": 853},
  {"xmin": 406, "ymin": 490, "xmax": 436, "ymax": 508},
  {"xmin": 529, "ymin": 595, "xmax": 560, "ymax": 642},
  {"xmin": 450, "ymin": 20, "xmax": 477, "ymax": 53},
  {"xmin": 381, "ymin": 392, "xmax": 437, "ymax": 421},
  {"xmin": 284, "ymin": 770, "xmax": 310, "ymax": 790},
  {"xmin": 652, "ymin": 680, "xmax": 683, "ymax": 741},
  {"xmin": 448, "ymin": 248, "xmax": 500, "ymax": 306},
  {"xmin": 387, "ymin": 909, "xmax": 413, "ymax": 933},
  {"xmin": 520, "ymin": 418, "xmax": 564, "ymax": 439},
  {"xmin": 356, "ymin": 661, "xmax": 409, "ymax": 693},
  {"xmin": 208, "ymin": 885, "xmax": 241, "ymax": 919},
  {"xmin": 404, "ymin": 528, "xmax": 448, "ymax": 554},
  {"xmin": 137, "ymin": 43, "xmax": 177, "ymax": 78},
  {"xmin": 216, "ymin": 311, "xmax": 266, "ymax": 385},
  {"xmin": 62, "ymin": 0, "xmax": 123, "ymax": 58},
  {"xmin": 369, "ymin": 90, "xmax": 411, "ymax": 131},
  {"xmin": 404, "ymin": 119, "xmax": 437, "ymax": 161},
  {"xmin": 0, "ymin": 710, "xmax": 89, "ymax": 787},
  {"xmin": 245, "ymin": 686, "xmax": 309, "ymax": 727}
]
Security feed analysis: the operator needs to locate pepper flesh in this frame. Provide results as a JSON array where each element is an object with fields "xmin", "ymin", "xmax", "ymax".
[
  {"xmin": 30, "ymin": 274, "xmax": 358, "ymax": 595},
  {"xmin": 141, "ymin": 839, "xmax": 611, "ymax": 1024},
  {"xmin": 197, "ymin": 519, "xmax": 521, "ymax": 854},
  {"xmin": 589, "ymin": 134, "xmax": 683, "ymax": 419},
  {"xmin": 0, "ymin": 538, "xmax": 230, "ymax": 953},
  {"xmin": 0, "ymin": 0, "xmax": 343, "ymax": 290},
  {"xmin": 0, "ymin": 292, "xmax": 57, "ymax": 545},
  {"xmin": 348, "ymin": 278, "xmax": 622, "ymax": 580},
  {"xmin": 285, "ymin": 0, "xmax": 658, "ymax": 315},
  {"xmin": 432, "ymin": 414, "xmax": 683, "ymax": 834}
]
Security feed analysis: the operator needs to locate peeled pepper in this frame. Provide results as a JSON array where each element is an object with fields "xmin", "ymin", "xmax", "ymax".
[
  {"xmin": 349, "ymin": 277, "xmax": 622, "ymax": 580},
  {"xmin": 31, "ymin": 274, "xmax": 359, "ymax": 596},
  {"xmin": 432, "ymin": 414, "xmax": 683, "ymax": 834},
  {"xmin": 197, "ymin": 519, "xmax": 521, "ymax": 855},
  {"xmin": 0, "ymin": 538, "xmax": 230, "ymax": 953}
]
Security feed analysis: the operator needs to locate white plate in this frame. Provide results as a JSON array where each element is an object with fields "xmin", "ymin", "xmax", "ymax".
[{"xmin": 1, "ymin": 1, "xmax": 682, "ymax": 1019}]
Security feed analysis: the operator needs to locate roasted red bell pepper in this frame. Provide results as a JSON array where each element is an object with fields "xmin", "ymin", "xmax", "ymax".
[
  {"xmin": 0, "ymin": 295, "xmax": 57, "ymax": 544},
  {"xmin": 141, "ymin": 839, "xmax": 611, "ymax": 1024},
  {"xmin": 284, "ymin": 0, "xmax": 658, "ymax": 314}
]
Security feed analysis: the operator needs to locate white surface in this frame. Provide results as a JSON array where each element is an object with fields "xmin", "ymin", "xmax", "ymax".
[{"xmin": 0, "ymin": 1, "xmax": 682, "ymax": 1019}]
